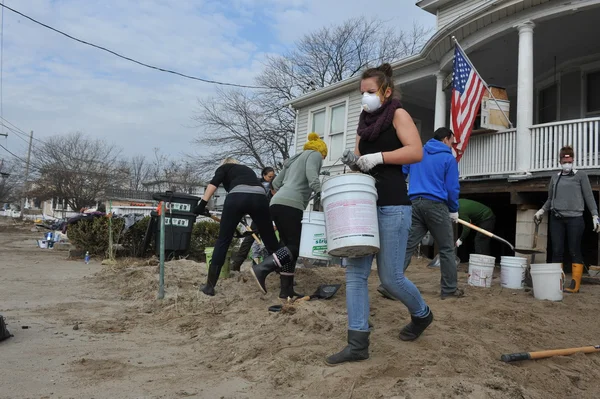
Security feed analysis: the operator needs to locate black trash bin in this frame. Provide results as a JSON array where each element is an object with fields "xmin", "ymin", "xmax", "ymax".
[
  {"xmin": 151, "ymin": 191, "xmax": 201, "ymax": 258},
  {"xmin": 152, "ymin": 191, "xmax": 201, "ymax": 214}
]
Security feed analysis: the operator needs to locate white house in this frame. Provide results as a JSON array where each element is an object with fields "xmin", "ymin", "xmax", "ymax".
[{"xmin": 287, "ymin": 0, "xmax": 600, "ymax": 265}]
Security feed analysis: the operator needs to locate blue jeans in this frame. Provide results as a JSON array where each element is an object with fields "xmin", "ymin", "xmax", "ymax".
[{"xmin": 345, "ymin": 205, "xmax": 429, "ymax": 332}]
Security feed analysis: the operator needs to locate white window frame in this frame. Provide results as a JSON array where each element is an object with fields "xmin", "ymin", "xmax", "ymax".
[
  {"xmin": 581, "ymin": 60, "xmax": 600, "ymax": 117},
  {"xmin": 535, "ymin": 75, "xmax": 560, "ymax": 124},
  {"xmin": 307, "ymin": 97, "xmax": 349, "ymax": 166}
]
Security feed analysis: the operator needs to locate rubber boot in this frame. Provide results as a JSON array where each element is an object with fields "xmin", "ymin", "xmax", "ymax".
[
  {"xmin": 325, "ymin": 330, "xmax": 370, "ymax": 366},
  {"xmin": 200, "ymin": 262, "xmax": 221, "ymax": 296},
  {"xmin": 399, "ymin": 308, "xmax": 434, "ymax": 341},
  {"xmin": 564, "ymin": 263, "xmax": 583, "ymax": 293},
  {"xmin": 250, "ymin": 247, "xmax": 293, "ymax": 294},
  {"xmin": 279, "ymin": 275, "xmax": 303, "ymax": 299}
]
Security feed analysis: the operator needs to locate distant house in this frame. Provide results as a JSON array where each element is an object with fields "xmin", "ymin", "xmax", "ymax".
[{"xmin": 287, "ymin": 0, "xmax": 600, "ymax": 265}]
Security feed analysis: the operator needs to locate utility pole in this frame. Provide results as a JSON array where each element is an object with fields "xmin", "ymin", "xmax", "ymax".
[{"xmin": 20, "ymin": 131, "xmax": 33, "ymax": 216}]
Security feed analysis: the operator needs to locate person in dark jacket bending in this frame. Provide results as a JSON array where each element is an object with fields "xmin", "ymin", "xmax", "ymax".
[{"xmin": 193, "ymin": 158, "xmax": 280, "ymax": 296}]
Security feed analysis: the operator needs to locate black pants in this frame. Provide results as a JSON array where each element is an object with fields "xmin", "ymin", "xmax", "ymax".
[
  {"xmin": 230, "ymin": 221, "xmax": 258, "ymax": 270},
  {"xmin": 473, "ymin": 216, "xmax": 495, "ymax": 255},
  {"xmin": 212, "ymin": 193, "xmax": 279, "ymax": 268},
  {"xmin": 550, "ymin": 214, "xmax": 584, "ymax": 264},
  {"xmin": 270, "ymin": 204, "xmax": 303, "ymax": 263}
]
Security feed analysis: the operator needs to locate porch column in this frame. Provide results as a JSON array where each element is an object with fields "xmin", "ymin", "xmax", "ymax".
[
  {"xmin": 434, "ymin": 72, "xmax": 447, "ymax": 130},
  {"xmin": 515, "ymin": 21, "xmax": 535, "ymax": 173}
]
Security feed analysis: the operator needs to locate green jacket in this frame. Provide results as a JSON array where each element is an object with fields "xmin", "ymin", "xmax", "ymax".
[
  {"xmin": 458, "ymin": 198, "xmax": 495, "ymax": 241},
  {"xmin": 270, "ymin": 150, "xmax": 323, "ymax": 211}
]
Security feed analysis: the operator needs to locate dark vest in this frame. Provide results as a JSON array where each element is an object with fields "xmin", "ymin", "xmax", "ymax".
[{"xmin": 358, "ymin": 123, "xmax": 411, "ymax": 206}]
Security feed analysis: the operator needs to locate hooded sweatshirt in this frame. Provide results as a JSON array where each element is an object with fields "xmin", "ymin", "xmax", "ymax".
[
  {"xmin": 402, "ymin": 138, "xmax": 460, "ymax": 212},
  {"xmin": 270, "ymin": 150, "xmax": 323, "ymax": 211}
]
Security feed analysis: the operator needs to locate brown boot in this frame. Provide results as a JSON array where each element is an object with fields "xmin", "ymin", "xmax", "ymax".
[{"xmin": 564, "ymin": 263, "xmax": 583, "ymax": 293}]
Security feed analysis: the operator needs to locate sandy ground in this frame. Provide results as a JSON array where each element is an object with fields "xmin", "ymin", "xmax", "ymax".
[{"xmin": 2, "ymin": 217, "xmax": 600, "ymax": 399}]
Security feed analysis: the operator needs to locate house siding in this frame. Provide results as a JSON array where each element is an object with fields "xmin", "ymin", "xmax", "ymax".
[
  {"xmin": 294, "ymin": 88, "xmax": 361, "ymax": 155},
  {"xmin": 437, "ymin": 0, "xmax": 481, "ymax": 29}
]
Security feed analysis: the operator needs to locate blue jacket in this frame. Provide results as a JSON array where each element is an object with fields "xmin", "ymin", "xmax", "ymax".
[{"xmin": 402, "ymin": 138, "xmax": 460, "ymax": 212}]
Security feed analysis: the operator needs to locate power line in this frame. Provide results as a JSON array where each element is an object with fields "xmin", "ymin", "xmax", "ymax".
[{"xmin": 0, "ymin": 3, "xmax": 265, "ymax": 90}]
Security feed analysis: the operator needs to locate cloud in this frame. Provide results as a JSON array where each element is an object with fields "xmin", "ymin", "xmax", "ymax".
[{"xmin": 0, "ymin": 0, "xmax": 435, "ymax": 164}]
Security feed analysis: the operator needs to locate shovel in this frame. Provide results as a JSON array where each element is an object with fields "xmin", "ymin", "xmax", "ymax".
[
  {"xmin": 456, "ymin": 218, "xmax": 544, "ymax": 255},
  {"xmin": 268, "ymin": 284, "xmax": 341, "ymax": 312}
]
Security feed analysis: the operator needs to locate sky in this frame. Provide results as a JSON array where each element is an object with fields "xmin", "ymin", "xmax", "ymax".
[{"xmin": 0, "ymin": 0, "xmax": 435, "ymax": 164}]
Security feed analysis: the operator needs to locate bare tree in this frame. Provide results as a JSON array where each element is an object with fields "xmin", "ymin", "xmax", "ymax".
[
  {"xmin": 193, "ymin": 17, "xmax": 431, "ymax": 169},
  {"xmin": 142, "ymin": 148, "xmax": 204, "ymax": 193},
  {"xmin": 0, "ymin": 159, "xmax": 22, "ymax": 203},
  {"xmin": 29, "ymin": 132, "xmax": 127, "ymax": 210},
  {"xmin": 126, "ymin": 154, "xmax": 152, "ymax": 191},
  {"xmin": 192, "ymin": 88, "xmax": 293, "ymax": 172}
]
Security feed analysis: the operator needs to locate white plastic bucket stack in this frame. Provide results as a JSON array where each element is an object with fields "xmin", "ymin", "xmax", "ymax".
[
  {"xmin": 500, "ymin": 256, "xmax": 528, "ymax": 289},
  {"xmin": 530, "ymin": 263, "xmax": 564, "ymax": 301},
  {"xmin": 299, "ymin": 211, "xmax": 331, "ymax": 261},
  {"xmin": 468, "ymin": 254, "xmax": 496, "ymax": 288},
  {"xmin": 321, "ymin": 174, "xmax": 379, "ymax": 258}
]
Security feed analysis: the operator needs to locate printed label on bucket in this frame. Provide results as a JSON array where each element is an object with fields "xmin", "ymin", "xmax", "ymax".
[
  {"xmin": 324, "ymin": 198, "xmax": 377, "ymax": 237},
  {"xmin": 311, "ymin": 233, "xmax": 328, "ymax": 257}
]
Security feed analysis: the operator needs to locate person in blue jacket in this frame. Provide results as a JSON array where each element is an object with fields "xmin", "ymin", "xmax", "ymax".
[{"xmin": 386, "ymin": 127, "xmax": 462, "ymax": 299}]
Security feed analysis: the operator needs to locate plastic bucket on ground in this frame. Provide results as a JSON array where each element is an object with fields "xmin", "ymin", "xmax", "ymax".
[
  {"xmin": 500, "ymin": 256, "xmax": 528, "ymax": 289},
  {"xmin": 205, "ymin": 247, "xmax": 232, "ymax": 279},
  {"xmin": 321, "ymin": 174, "xmax": 379, "ymax": 258},
  {"xmin": 468, "ymin": 254, "xmax": 496, "ymax": 287},
  {"xmin": 530, "ymin": 263, "xmax": 564, "ymax": 301},
  {"xmin": 299, "ymin": 211, "xmax": 331, "ymax": 261},
  {"xmin": 37, "ymin": 239, "xmax": 48, "ymax": 249},
  {"xmin": 470, "ymin": 254, "xmax": 496, "ymax": 265}
]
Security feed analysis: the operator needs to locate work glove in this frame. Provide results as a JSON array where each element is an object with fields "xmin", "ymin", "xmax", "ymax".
[
  {"xmin": 341, "ymin": 149, "xmax": 360, "ymax": 171},
  {"xmin": 356, "ymin": 152, "xmax": 383, "ymax": 172},
  {"xmin": 193, "ymin": 199, "xmax": 209, "ymax": 216},
  {"xmin": 594, "ymin": 215, "xmax": 600, "ymax": 233},
  {"xmin": 455, "ymin": 239, "xmax": 463, "ymax": 248},
  {"xmin": 533, "ymin": 209, "xmax": 544, "ymax": 223},
  {"xmin": 449, "ymin": 212, "xmax": 459, "ymax": 223}
]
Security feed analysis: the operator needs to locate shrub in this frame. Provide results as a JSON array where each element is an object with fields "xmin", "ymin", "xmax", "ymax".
[
  {"xmin": 67, "ymin": 216, "xmax": 125, "ymax": 256},
  {"xmin": 122, "ymin": 216, "xmax": 152, "ymax": 257}
]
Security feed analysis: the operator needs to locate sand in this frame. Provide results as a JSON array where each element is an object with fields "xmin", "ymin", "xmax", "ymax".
[{"xmin": 2, "ymin": 217, "xmax": 600, "ymax": 399}]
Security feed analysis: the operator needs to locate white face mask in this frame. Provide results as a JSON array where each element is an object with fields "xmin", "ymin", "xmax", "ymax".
[
  {"xmin": 361, "ymin": 92, "xmax": 382, "ymax": 113},
  {"xmin": 562, "ymin": 163, "xmax": 573, "ymax": 173}
]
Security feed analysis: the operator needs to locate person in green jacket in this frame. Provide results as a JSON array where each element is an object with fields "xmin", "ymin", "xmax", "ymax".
[
  {"xmin": 456, "ymin": 198, "xmax": 495, "ymax": 255},
  {"xmin": 250, "ymin": 133, "xmax": 327, "ymax": 298}
]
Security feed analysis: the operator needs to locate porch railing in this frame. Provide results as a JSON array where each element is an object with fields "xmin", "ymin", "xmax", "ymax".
[
  {"xmin": 530, "ymin": 117, "xmax": 600, "ymax": 171},
  {"xmin": 458, "ymin": 128, "xmax": 517, "ymax": 178}
]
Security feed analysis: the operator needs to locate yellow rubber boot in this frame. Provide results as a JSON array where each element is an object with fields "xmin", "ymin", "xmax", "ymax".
[{"xmin": 564, "ymin": 263, "xmax": 583, "ymax": 293}]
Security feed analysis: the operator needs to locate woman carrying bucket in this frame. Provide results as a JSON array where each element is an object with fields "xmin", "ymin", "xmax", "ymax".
[
  {"xmin": 193, "ymin": 158, "xmax": 281, "ymax": 296},
  {"xmin": 250, "ymin": 133, "xmax": 327, "ymax": 299},
  {"xmin": 326, "ymin": 63, "xmax": 433, "ymax": 366},
  {"xmin": 534, "ymin": 145, "xmax": 600, "ymax": 293}
]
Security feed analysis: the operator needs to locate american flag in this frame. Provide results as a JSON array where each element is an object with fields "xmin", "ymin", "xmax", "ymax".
[{"xmin": 450, "ymin": 45, "xmax": 486, "ymax": 162}]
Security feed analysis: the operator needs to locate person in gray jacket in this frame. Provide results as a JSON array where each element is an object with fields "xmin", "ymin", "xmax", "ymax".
[
  {"xmin": 535, "ymin": 145, "xmax": 600, "ymax": 293},
  {"xmin": 250, "ymin": 133, "xmax": 327, "ymax": 298}
]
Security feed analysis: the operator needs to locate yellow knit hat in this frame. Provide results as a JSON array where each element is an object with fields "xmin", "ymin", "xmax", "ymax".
[{"xmin": 303, "ymin": 132, "xmax": 328, "ymax": 157}]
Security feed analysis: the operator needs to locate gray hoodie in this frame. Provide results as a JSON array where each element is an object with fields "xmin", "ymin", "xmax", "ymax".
[{"xmin": 270, "ymin": 150, "xmax": 323, "ymax": 211}]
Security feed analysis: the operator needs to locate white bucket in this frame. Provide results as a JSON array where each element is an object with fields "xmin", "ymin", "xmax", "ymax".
[
  {"xmin": 468, "ymin": 260, "xmax": 495, "ymax": 288},
  {"xmin": 321, "ymin": 174, "xmax": 379, "ymax": 258},
  {"xmin": 530, "ymin": 263, "xmax": 564, "ymax": 301},
  {"xmin": 299, "ymin": 211, "xmax": 331, "ymax": 261},
  {"xmin": 470, "ymin": 254, "xmax": 496, "ymax": 265},
  {"xmin": 500, "ymin": 256, "xmax": 528, "ymax": 289}
]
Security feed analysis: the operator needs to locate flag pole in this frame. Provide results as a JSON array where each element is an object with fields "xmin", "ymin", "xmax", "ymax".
[{"xmin": 451, "ymin": 36, "xmax": 513, "ymax": 129}]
